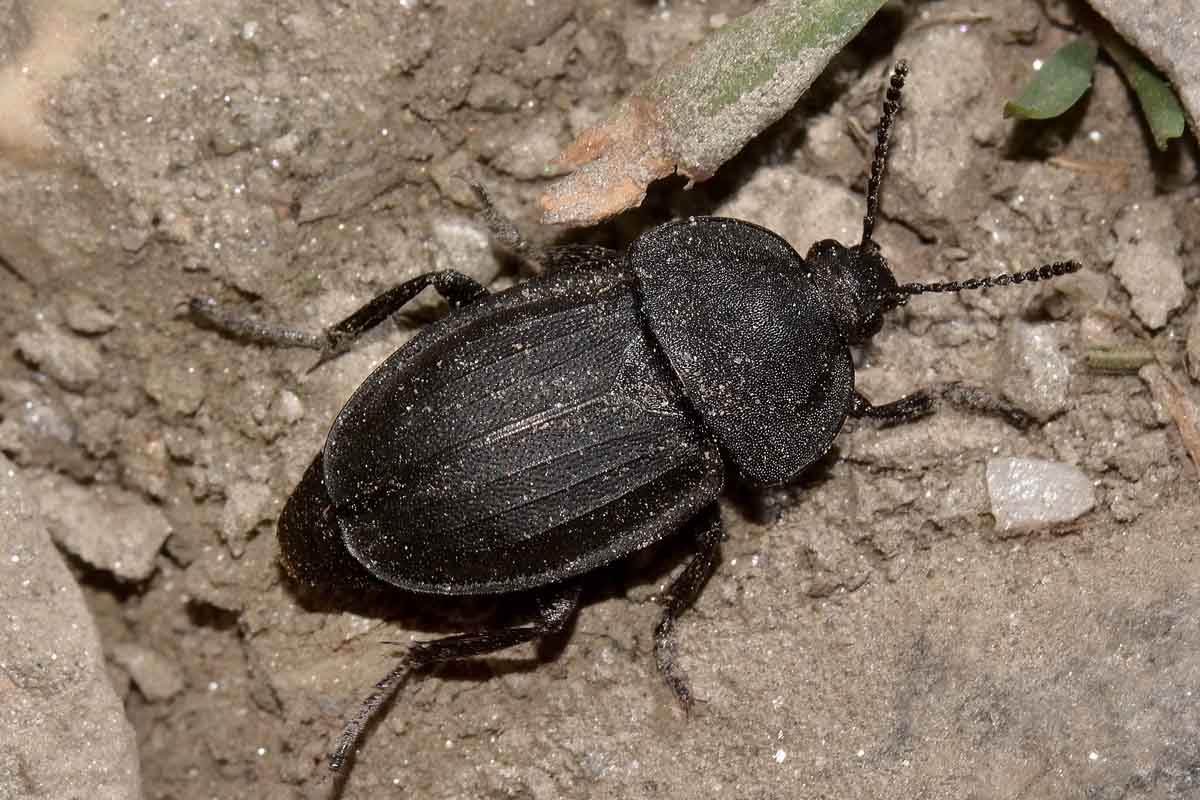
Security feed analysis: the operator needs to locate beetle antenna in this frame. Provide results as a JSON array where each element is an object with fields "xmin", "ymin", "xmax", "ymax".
[
  {"xmin": 861, "ymin": 61, "xmax": 909, "ymax": 247},
  {"xmin": 895, "ymin": 261, "xmax": 1081, "ymax": 304}
]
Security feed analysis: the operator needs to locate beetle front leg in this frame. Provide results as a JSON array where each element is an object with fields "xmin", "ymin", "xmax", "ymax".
[
  {"xmin": 654, "ymin": 505, "xmax": 724, "ymax": 709},
  {"xmin": 190, "ymin": 269, "xmax": 489, "ymax": 357},
  {"xmin": 470, "ymin": 180, "xmax": 531, "ymax": 256},
  {"xmin": 329, "ymin": 582, "xmax": 581, "ymax": 773},
  {"xmin": 850, "ymin": 381, "xmax": 1034, "ymax": 429},
  {"xmin": 471, "ymin": 180, "xmax": 619, "ymax": 272}
]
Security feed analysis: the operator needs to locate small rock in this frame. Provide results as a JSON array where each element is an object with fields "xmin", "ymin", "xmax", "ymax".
[
  {"xmin": 1039, "ymin": 268, "xmax": 1108, "ymax": 321},
  {"xmin": 0, "ymin": 379, "xmax": 76, "ymax": 446},
  {"xmin": 996, "ymin": 321, "xmax": 1072, "ymax": 421},
  {"xmin": 430, "ymin": 216, "xmax": 501, "ymax": 288},
  {"xmin": 220, "ymin": 481, "xmax": 274, "ymax": 557},
  {"xmin": 14, "ymin": 323, "xmax": 103, "ymax": 391},
  {"xmin": 1111, "ymin": 200, "xmax": 1185, "ymax": 330},
  {"xmin": 119, "ymin": 226, "xmax": 150, "ymax": 253},
  {"xmin": 0, "ymin": 455, "xmax": 142, "ymax": 799},
  {"xmin": 144, "ymin": 362, "xmax": 207, "ymax": 416},
  {"xmin": 493, "ymin": 115, "xmax": 566, "ymax": 180},
  {"xmin": 273, "ymin": 389, "xmax": 304, "ymax": 425},
  {"xmin": 110, "ymin": 643, "xmax": 185, "ymax": 702},
  {"xmin": 119, "ymin": 432, "xmax": 171, "ymax": 500},
  {"xmin": 495, "ymin": 0, "xmax": 575, "ymax": 50},
  {"xmin": 890, "ymin": 31, "xmax": 997, "ymax": 232},
  {"xmin": 35, "ymin": 476, "xmax": 172, "ymax": 581},
  {"xmin": 802, "ymin": 113, "xmax": 861, "ymax": 172},
  {"xmin": 467, "ymin": 72, "xmax": 523, "ymax": 112},
  {"xmin": 183, "ymin": 533, "xmax": 278, "ymax": 613},
  {"xmin": 521, "ymin": 22, "xmax": 575, "ymax": 82},
  {"xmin": 63, "ymin": 293, "xmax": 118, "ymax": 334},
  {"xmin": 1109, "ymin": 430, "xmax": 1171, "ymax": 482},
  {"xmin": 430, "ymin": 149, "xmax": 482, "ymax": 208},
  {"xmin": 0, "ymin": 379, "xmax": 82, "ymax": 471},
  {"xmin": 986, "ymin": 457, "xmax": 1096, "ymax": 535}
]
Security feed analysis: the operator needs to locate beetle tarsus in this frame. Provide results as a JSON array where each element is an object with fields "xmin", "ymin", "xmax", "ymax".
[
  {"xmin": 187, "ymin": 295, "xmax": 326, "ymax": 350},
  {"xmin": 653, "ymin": 506, "xmax": 723, "ymax": 709},
  {"xmin": 470, "ymin": 179, "xmax": 621, "ymax": 273},
  {"xmin": 329, "ymin": 660, "xmax": 417, "ymax": 773},
  {"xmin": 851, "ymin": 383, "xmax": 1035, "ymax": 429},
  {"xmin": 934, "ymin": 382, "xmax": 1036, "ymax": 429},
  {"xmin": 469, "ymin": 180, "xmax": 531, "ymax": 255}
]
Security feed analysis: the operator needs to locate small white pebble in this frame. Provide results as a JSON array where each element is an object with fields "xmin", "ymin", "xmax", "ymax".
[
  {"xmin": 987, "ymin": 457, "xmax": 1096, "ymax": 533},
  {"xmin": 774, "ymin": 749, "xmax": 787, "ymax": 764}
]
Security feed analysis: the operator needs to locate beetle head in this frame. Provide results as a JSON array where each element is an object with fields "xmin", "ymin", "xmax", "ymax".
[
  {"xmin": 805, "ymin": 60, "xmax": 905, "ymax": 345},
  {"xmin": 805, "ymin": 238, "xmax": 900, "ymax": 344},
  {"xmin": 843, "ymin": 61, "xmax": 1081, "ymax": 337}
]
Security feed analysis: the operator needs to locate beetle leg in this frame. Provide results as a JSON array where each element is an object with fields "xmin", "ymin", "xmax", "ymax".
[
  {"xmin": 187, "ymin": 295, "xmax": 328, "ymax": 350},
  {"xmin": 190, "ymin": 269, "xmax": 489, "ymax": 357},
  {"xmin": 851, "ymin": 382, "xmax": 1034, "ymax": 429},
  {"xmin": 470, "ymin": 181, "xmax": 620, "ymax": 272},
  {"xmin": 321, "ymin": 270, "xmax": 488, "ymax": 353},
  {"xmin": 328, "ymin": 582, "xmax": 581, "ymax": 773},
  {"xmin": 470, "ymin": 180, "xmax": 531, "ymax": 255},
  {"xmin": 849, "ymin": 389, "xmax": 933, "ymax": 424},
  {"xmin": 654, "ymin": 504, "xmax": 724, "ymax": 709}
]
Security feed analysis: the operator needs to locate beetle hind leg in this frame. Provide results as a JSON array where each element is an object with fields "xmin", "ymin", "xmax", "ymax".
[
  {"xmin": 851, "ymin": 381, "xmax": 1035, "ymax": 429},
  {"xmin": 190, "ymin": 269, "xmax": 489, "ymax": 364},
  {"xmin": 654, "ymin": 505, "xmax": 724, "ymax": 709},
  {"xmin": 328, "ymin": 582, "xmax": 581, "ymax": 773}
]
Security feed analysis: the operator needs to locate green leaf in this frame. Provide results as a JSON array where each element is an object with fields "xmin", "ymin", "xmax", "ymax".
[
  {"xmin": 1103, "ymin": 35, "xmax": 1186, "ymax": 150},
  {"xmin": 1004, "ymin": 39, "xmax": 1098, "ymax": 120}
]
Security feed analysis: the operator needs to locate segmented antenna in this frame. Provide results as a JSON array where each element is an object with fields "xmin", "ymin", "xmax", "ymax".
[
  {"xmin": 861, "ymin": 61, "xmax": 909, "ymax": 246},
  {"xmin": 896, "ymin": 261, "xmax": 1081, "ymax": 304}
]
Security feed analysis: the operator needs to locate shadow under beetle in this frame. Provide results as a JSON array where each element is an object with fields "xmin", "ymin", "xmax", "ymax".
[{"xmin": 192, "ymin": 62, "xmax": 1081, "ymax": 776}]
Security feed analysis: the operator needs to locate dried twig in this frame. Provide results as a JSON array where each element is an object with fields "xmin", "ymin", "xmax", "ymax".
[
  {"xmin": 1139, "ymin": 363, "xmax": 1200, "ymax": 478},
  {"xmin": 539, "ymin": 0, "xmax": 888, "ymax": 226}
]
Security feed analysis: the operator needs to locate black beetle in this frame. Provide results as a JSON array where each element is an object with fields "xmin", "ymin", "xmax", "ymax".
[{"xmin": 191, "ymin": 61, "xmax": 1080, "ymax": 775}]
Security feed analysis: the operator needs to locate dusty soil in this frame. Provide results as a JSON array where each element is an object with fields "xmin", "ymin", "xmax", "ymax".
[{"xmin": 2, "ymin": 1, "xmax": 1199, "ymax": 799}]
